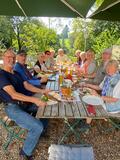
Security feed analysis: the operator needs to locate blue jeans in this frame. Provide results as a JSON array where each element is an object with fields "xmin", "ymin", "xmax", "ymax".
[{"xmin": 5, "ymin": 103, "xmax": 43, "ymax": 156}]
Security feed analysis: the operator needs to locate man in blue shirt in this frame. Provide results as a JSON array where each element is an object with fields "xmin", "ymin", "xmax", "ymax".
[
  {"xmin": 0, "ymin": 49, "xmax": 49, "ymax": 159},
  {"xmin": 14, "ymin": 50, "xmax": 48, "ymax": 87}
]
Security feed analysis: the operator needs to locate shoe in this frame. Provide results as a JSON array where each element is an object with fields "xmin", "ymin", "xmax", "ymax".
[
  {"xmin": 79, "ymin": 120, "xmax": 90, "ymax": 133},
  {"xmin": 19, "ymin": 149, "xmax": 33, "ymax": 160}
]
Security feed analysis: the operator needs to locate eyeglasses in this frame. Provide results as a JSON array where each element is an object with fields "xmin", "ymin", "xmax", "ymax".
[
  {"xmin": 46, "ymin": 53, "xmax": 51, "ymax": 55},
  {"xmin": 19, "ymin": 54, "xmax": 27, "ymax": 57},
  {"xmin": 4, "ymin": 55, "xmax": 16, "ymax": 59}
]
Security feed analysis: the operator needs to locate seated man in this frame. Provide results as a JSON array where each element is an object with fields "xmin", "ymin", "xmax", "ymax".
[
  {"xmin": 14, "ymin": 50, "xmax": 48, "ymax": 87},
  {"xmin": 0, "ymin": 49, "xmax": 50, "ymax": 159},
  {"xmin": 85, "ymin": 60, "xmax": 120, "ymax": 113}
]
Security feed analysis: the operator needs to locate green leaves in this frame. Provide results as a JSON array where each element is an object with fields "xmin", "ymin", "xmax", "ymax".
[{"xmin": 0, "ymin": 16, "xmax": 59, "ymax": 53}]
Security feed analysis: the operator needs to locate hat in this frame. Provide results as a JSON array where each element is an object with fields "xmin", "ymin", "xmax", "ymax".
[
  {"xmin": 102, "ymin": 48, "xmax": 112, "ymax": 54},
  {"xmin": 17, "ymin": 50, "xmax": 27, "ymax": 55}
]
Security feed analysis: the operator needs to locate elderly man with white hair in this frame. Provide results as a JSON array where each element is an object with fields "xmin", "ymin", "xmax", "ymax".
[{"xmin": 56, "ymin": 48, "xmax": 71, "ymax": 65}]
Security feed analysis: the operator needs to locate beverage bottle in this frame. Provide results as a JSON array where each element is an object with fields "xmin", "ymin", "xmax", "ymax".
[{"xmin": 59, "ymin": 70, "xmax": 63, "ymax": 86}]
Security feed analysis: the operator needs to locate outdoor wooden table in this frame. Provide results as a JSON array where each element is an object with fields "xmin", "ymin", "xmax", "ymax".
[
  {"xmin": 36, "ymin": 75, "xmax": 110, "ymax": 119},
  {"xmin": 36, "ymin": 74, "xmax": 120, "ymax": 143}
]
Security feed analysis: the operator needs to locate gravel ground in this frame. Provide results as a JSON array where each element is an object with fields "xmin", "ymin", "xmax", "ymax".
[{"xmin": 0, "ymin": 105, "xmax": 120, "ymax": 160}]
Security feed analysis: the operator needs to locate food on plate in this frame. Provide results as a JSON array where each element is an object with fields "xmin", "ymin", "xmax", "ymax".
[
  {"xmin": 82, "ymin": 87, "xmax": 92, "ymax": 95},
  {"xmin": 61, "ymin": 86, "xmax": 71, "ymax": 98},
  {"xmin": 41, "ymin": 95, "xmax": 49, "ymax": 102},
  {"xmin": 48, "ymin": 91, "xmax": 61, "ymax": 101}
]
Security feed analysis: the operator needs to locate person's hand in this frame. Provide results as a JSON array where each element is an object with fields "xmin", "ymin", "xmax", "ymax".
[
  {"xmin": 90, "ymin": 89, "xmax": 99, "ymax": 96},
  {"xmin": 79, "ymin": 82, "xmax": 86, "ymax": 87},
  {"xmin": 41, "ymin": 76, "xmax": 48, "ymax": 83},
  {"xmin": 41, "ymin": 88, "xmax": 50, "ymax": 95},
  {"xmin": 34, "ymin": 99, "xmax": 47, "ymax": 107}
]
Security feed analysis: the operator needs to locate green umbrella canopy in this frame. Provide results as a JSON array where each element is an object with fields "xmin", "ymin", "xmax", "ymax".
[
  {"xmin": 1, "ymin": 0, "xmax": 120, "ymax": 21},
  {"xmin": 90, "ymin": 0, "xmax": 120, "ymax": 21},
  {"xmin": 0, "ymin": 0, "xmax": 95, "ymax": 18}
]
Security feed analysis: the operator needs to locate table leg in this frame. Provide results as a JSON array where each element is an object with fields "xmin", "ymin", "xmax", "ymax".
[{"xmin": 58, "ymin": 118, "xmax": 83, "ymax": 144}]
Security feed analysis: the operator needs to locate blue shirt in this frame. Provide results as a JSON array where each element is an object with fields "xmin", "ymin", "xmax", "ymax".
[
  {"xmin": 0, "ymin": 69, "xmax": 33, "ymax": 103},
  {"xmin": 14, "ymin": 62, "xmax": 41, "ymax": 86}
]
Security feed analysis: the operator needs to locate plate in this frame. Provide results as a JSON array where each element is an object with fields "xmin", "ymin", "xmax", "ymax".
[
  {"xmin": 82, "ymin": 95, "xmax": 104, "ymax": 105},
  {"xmin": 47, "ymin": 99, "xmax": 58, "ymax": 106},
  {"xmin": 108, "ymin": 110, "xmax": 120, "ymax": 114}
]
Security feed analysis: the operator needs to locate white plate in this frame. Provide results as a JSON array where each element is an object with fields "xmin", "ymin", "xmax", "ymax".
[
  {"xmin": 47, "ymin": 99, "xmax": 58, "ymax": 106},
  {"xmin": 82, "ymin": 95, "xmax": 104, "ymax": 106},
  {"xmin": 108, "ymin": 110, "xmax": 120, "ymax": 114}
]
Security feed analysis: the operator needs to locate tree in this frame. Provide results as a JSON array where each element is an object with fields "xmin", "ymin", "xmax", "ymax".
[
  {"xmin": 0, "ymin": 16, "xmax": 14, "ymax": 49},
  {"xmin": 70, "ymin": 18, "xmax": 95, "ymax": 53},
  {"xmin": 0, "ymin": 16, "xmax": 60, "ymax": 55},
  {"xmin": 91, "ymin": 20, "xmax": 120, "ymax": 60}
]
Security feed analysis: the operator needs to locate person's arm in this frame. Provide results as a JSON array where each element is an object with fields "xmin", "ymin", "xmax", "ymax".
[
  {"xmin": 14, "ymin": 63, "xmax": 40, "ymax": 85},
  {"xmin": 23, "ymin": 81, "xmax": 50, "ymax": 95},
  {"xmin": 101, "ymin": 96, "xmax": 119, "ymax": 103},
  {"xmin": 27, "ymin": 79, "xmax": 41, "ymax": 86},
  {"xmin": 85, "ymin": 83, "xmax": 101, "ymax": 90},
  {"xmin": 3, "ymin": 85, "xmax": 46, "ymax": 107},
  {"xmin": 84, "ymin": 72, "xmax": 96, "ymax": 78}
]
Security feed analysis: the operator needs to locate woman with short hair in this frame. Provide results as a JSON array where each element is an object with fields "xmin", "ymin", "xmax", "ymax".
[{"xmin": 86, "ymin": 60, "xmax": 120, "ymax": 112}]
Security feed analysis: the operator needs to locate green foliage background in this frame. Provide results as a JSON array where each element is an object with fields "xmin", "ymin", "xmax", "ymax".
[{"xmin": 0, "ymin": 16, "xmax": 120, "ymax": 64}]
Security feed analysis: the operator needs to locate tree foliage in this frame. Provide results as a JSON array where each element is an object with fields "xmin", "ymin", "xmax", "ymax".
[
  {"xmin": 70, "ymin": 18, "xmax": 120, "ymax": 61},
  {"xmin": 0, "ymin": 16, "xmax": 59, "ymax": 55}
]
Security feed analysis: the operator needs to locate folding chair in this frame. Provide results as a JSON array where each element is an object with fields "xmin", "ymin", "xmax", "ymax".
[
  {"xmin": 0, "ymin": 115, "xmax": 26, "ymax": 151},
  {"xmin": 96, "ymin": 117, "xmax": 120, "ymax": 134},
  {"xmin": 48, "ymin": 144, "xmax": 94, "ymax": 160},
  {"xmin": 58, "ymin": 118, "xmax": 81, "ymax": 144},
  {"xmin": 58, "ymin": 118, "xmax": 90, "ymax": 144},
  {"xmin": 108, "ymin": 118, "xmax": 120, "ymax": 130}
]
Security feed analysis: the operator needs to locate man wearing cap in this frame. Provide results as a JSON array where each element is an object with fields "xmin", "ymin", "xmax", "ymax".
[
  {"xmin": 84, "ymin": 48, "xmax": 112, "ymax": 85},
  {"xmin": 14, "ymin": 50, "xmax": 48, "ymax": 87}
]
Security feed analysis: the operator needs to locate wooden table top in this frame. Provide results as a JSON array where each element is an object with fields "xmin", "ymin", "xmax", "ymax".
[{"xmin": 36, "ymin": 75, "xmax": 120, "ymax": 119}]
